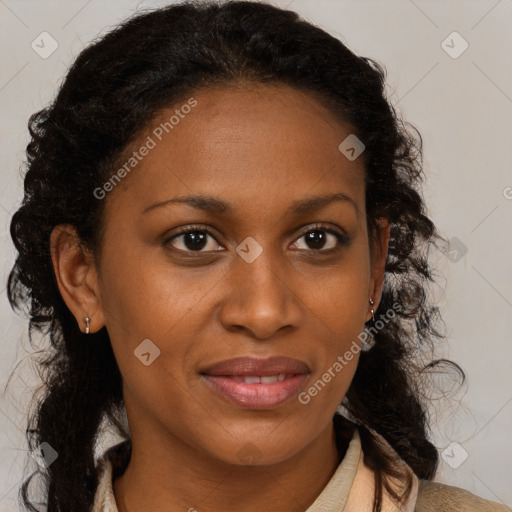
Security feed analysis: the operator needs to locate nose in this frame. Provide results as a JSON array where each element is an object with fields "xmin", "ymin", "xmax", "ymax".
[{"xmin": 219, "ymin": 250, "xmax": 302, "ymax": 340}]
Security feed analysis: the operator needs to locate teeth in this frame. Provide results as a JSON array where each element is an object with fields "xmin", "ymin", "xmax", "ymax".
[
  {"xmin": 240, "ymin": 374, "xmax": 287, "ymax": 384},
  {"xmin": 261, "ymin": 375, "xmax": 278, "ymax": 384}
]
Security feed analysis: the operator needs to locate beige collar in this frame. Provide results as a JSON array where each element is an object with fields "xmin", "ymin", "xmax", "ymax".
[
  {"xmin": 93, "ymin": 428, "xmax": 418, "ymax": 512},
  {"xmin": 344, "ymin": 430, "xmax": 418, "ymax": 512},
  {"xmin": 305, "ymin": 428, "xmax": 418, "ymax": 511}
]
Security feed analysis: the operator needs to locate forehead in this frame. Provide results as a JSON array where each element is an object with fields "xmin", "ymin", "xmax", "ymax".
[{"xmin": 105, "ymin": 83, "xmax": 366, "ymax": 218}]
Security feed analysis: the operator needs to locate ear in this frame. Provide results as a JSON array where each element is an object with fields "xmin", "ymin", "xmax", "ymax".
[
  {"xmin": 366, "ymin": 218, "xmax": 390, "ymax": 321},
  {"xmin": 50, "ymin": 224, "xmax": 105, "ymax": 334}
]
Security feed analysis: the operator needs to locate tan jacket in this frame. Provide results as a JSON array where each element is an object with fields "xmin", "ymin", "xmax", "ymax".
[{"xmin": 93, "ymin": 428, "xmax": 511, "ymax": 511}]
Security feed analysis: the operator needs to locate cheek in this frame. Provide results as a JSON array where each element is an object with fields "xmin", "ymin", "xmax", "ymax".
[
  {"xmin": 301, "ymin": 252, "xmax": 371, "ymax": 330},
  {"xmin": 291, "ymin": 262, "xmax": 370, "ymax": 410},
  {"xmin": 99, "ymin": 240, "xmax": 205, "ymax": 337},
  {"xmin": 98, "ymin": 245, "xmax": 223, "ymax": 401}
]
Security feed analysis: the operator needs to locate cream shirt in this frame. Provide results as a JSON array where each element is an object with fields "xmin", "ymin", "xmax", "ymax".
[
  {"xmin": 92, "ymin": 428, "xmax": 511, "ymax": 511},
  {"xmin": 92, "ymin": 429, "xmax": 418, "ymax": 511}
]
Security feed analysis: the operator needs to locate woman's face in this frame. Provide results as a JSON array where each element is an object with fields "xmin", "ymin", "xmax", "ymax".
[{"xmin": 92, "ymin": 83, "xmax": 389, "ymax": 465}]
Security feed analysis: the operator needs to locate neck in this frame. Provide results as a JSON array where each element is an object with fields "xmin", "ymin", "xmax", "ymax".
[{"xmin": 112, "ymin": 416, "xmax": 353, "ymax": 512}]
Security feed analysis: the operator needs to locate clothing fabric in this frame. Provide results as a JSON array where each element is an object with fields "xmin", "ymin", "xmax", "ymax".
[{"xmin": 92, "ymin": 424, "xmax": 511, "ymax": 512}]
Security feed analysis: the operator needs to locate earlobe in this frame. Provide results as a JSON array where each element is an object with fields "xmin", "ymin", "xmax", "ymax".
[{"xmin": 50, "ymin": 224, "xmax": 105, "ymax": 334}]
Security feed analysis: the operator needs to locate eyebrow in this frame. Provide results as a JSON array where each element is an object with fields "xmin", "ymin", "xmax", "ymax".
[{"xmin": 142, "ymin": 192, "xmax": 358, "ymax": 216}]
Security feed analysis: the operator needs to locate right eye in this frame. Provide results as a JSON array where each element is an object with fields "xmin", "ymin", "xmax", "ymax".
[{"xmin": 163, "ymin": 225, "xmax": 224, "ymax": 253}]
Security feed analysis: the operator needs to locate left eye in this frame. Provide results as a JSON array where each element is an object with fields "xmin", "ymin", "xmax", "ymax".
[
  {"xmin": 164, "ymin": 225, "xmax": 349, "ymax": 253},
  {"xmin": 291, "ymin": 226, "xmax": 349, "ymax": 251}
]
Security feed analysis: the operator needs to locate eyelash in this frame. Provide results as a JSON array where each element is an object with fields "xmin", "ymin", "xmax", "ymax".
[{"xmin": 163, "ymin": 223, "xmax": 350, "ymax": 254}]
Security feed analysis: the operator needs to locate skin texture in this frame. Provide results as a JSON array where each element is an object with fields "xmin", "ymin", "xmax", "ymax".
[{"xmin": 50, "ymin": 83, "xmax": 390, "ymax": 512}]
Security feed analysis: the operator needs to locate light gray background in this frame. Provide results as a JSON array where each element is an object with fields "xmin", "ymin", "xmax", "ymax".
[{"xmin": 1, "ymin": 0, "xmax": 511, "ymax": 510}]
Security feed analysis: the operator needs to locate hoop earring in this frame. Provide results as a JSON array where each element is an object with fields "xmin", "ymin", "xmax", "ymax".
[{"xmin": 84, "ymin": 317, "xmax": 91, "ymax": 334}]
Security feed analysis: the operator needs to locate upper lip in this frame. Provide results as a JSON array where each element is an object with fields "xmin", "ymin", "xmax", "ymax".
[{"xmin": 201, "ymin": 356, "xmax": 310, "ymax": 377}]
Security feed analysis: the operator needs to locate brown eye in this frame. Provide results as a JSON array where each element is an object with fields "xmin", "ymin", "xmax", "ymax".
[
  {"xmin": 290, "ymin": 225, "xmax": 350, "ymax": 252},
  {"xmin": 164, "ymin": 225, "xmax": 223, "ymax": 253}
]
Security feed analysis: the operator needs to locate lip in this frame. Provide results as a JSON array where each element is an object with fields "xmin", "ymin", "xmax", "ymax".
[
  {"xmin": 202, "ymin": 374, "xmax": 309, "ymax": 409},
  {"xmin": 200, "ymin": 356, "xmax": 310, "ymax": 377},
  {"xmin": 200, "ymin": 356, "xmax": 310, "ymax": 410}
]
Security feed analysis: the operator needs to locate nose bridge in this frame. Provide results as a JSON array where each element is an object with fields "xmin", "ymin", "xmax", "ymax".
[{"xmin": 220, "ymin": 240, "xmax": 301, "ymax": 338}]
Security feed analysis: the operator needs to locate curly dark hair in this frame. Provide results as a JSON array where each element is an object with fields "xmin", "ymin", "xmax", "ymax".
[{"xmin": 7, "ymin": 1, "xmax": 464, "ymax": 511}]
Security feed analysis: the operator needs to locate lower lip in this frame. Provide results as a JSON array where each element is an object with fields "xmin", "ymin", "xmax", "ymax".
[{"xmin": 201, "ymin": 374, "xmax": 309, "ymax": 409}]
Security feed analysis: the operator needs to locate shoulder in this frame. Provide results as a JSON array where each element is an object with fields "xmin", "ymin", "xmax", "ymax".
[{"xmin": 415, "ymin": 479, "xmax": 512, "ymax": 511}]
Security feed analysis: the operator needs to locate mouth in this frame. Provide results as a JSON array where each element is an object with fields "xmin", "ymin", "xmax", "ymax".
[{"xmin": 199, "ymin": 356, "xmax": 310, "ymax": 410}]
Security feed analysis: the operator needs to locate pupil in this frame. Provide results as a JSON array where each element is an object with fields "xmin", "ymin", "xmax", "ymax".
[
  {"xmin": 307, "ymin": 230, "xmax": 325, "ymax": 250},
  {"xmin": 184, "ymin": 231, "xmax": 207, "ymax": 251}
]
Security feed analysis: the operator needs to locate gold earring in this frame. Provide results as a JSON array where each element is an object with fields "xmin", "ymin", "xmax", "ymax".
[
  {"xmin": 369, "ymin": 299, "xmax": 375, "ymax": 322},
  {"xmin": 84, "ymin": 317, "xmax": 91, "ymax": 334}
]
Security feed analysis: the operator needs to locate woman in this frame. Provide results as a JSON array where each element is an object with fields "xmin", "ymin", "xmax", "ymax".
[{"xmin": 7, "ymin": 1, "xmax": 510, "ymax": 511}]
